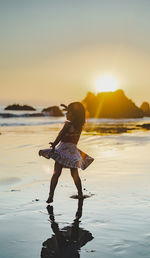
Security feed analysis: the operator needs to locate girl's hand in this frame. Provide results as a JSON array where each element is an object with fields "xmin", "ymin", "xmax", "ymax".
[{"xmin": 49, "ymin": 142, "xmax": 55, "ymax": 152}]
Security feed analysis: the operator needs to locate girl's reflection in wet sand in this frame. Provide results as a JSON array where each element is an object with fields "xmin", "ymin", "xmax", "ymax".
[{"xmin": 41, "ymin": 199, "xmax": 94, "ymax": 258}]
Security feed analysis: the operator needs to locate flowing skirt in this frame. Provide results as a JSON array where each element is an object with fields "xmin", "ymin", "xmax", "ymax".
[{"xmin": 39, "ymin": 142, "xmax": 94, "ymax": 170}]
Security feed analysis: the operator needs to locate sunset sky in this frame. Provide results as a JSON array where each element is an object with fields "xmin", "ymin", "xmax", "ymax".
[{"xmin": 0, "ymin": 0, "xmax": 150, "ymax": 107}]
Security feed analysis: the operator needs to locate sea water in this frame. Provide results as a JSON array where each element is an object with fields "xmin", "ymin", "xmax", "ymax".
[{"xmin": 1, "ymin": 105, "xmax": 150, "ymax": 127}]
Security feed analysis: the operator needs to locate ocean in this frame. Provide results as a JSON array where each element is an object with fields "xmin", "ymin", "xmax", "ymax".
[{"xmin": 1, "ymin": 105, "xmax": 150, "ymax": 128}]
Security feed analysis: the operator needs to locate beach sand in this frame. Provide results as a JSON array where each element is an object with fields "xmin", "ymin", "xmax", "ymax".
[{"xmin": 1, "ymin": 124, "xmax": 150, "ymax": 257}]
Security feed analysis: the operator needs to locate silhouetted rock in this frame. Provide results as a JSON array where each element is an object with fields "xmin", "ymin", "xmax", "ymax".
[
  {"xmin": 82, "ymin": 90, "xmax": 144, "ymax": 118},
  {"xmin": 84, "ymin": 122, "xmax": 150, "ymax": 135},
  {"xmin": 85, "ymin": 126, "xmax": 133, "ymax": 134},
  {"xmin": 5, "ymin": 104, "xmax": 36, "ymax": 111},
  {"xmin": 140, "ymin": 102, "xmax": 150, "ymax": 117},
  {"xmin": 136, "ymin": 123, "xmax": 150, "ymax": 130},
  {"xmin": 42, "ymin": 106, "xmax": 64, "ymax": 116}
]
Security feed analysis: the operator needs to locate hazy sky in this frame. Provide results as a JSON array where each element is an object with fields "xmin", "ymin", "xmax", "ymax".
[{"xmin": 0, "ymin": 0, "xmax": 150, "ymax": 106}]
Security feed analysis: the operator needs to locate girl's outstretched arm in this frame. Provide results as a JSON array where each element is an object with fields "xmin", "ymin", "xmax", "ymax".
[{"xmin": 49, "ymin": 121, "xmax": 70, "ymax": 148}]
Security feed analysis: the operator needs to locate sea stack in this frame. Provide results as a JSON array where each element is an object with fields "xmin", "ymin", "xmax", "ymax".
[
  {"xmin": 5, "ymin": 104, "xmax": 36, "ymax": 111},
  {"xmin": 82, "ymin": 90, "xmax": 144, "ymax": 118},
  {"xmin": 42, "ymin": 106, "xmax": 64, "ymax": 116},
  {"xmin": 140, "ymin": 102, "xmax": 150, "ymax": 117}
]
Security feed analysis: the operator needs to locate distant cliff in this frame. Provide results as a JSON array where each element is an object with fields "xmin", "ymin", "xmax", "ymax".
[{"xmin": 82, "ymin": 90, "xmax": 144, "ymax": 118}]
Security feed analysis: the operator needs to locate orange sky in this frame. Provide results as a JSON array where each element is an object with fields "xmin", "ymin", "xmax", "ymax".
[{"xmin": 0, "ymin": 1, "xmax": 150, "ymax": 107}]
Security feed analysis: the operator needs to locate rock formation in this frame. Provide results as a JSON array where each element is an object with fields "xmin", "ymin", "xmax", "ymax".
[
  {"xmin": 140, "ymin": 102, "xmax": 150, "ymax": 117},
  {"xmin": 82, "ymin": 90, "xmax": 143, "ymax": 118},
  {"xmin": 42, "ymin": 106, "xmax": 64, "ymax": 116},
  {"xmin": 5, "ymin": 104, "xmax": 36, "ymax": 111}
]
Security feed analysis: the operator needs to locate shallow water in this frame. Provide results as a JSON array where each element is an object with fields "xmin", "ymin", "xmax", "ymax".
[
  {"xmin": 1, "ymin": 104, "xmax": 150, "ymax": 128},
  {"xmin": 0, "ymin": 125, "xmax": 150, "ymax": 257}
]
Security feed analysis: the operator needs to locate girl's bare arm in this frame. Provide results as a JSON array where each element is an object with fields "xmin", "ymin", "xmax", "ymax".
[{"xmin": 49, "ymin": 121, "xmax": 70, "ymax": 148}]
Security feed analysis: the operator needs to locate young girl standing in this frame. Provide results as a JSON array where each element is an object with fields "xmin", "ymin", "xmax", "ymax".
[{"xmin": 39, "ymin": 102, "xmax": 94, "ymax": 203}]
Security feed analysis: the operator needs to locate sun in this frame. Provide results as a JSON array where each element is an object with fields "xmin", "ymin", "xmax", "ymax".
[{"xmin": 95, "ymin": 75, "xmax": 119, "ymax": 93}]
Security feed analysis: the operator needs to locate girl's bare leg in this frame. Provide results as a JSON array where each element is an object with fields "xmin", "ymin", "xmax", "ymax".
[
  {"xmin": 46, "ymin": 161, "xmax": 63, "ymax": 203},
  {"xmin": 70, "ymin": 168, "xmax": 83, "ymax": 198}
]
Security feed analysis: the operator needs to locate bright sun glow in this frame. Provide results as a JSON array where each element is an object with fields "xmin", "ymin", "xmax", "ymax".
[{"xmin": 95, "ymin": 75, "xmax": 119, "ymax": 93}]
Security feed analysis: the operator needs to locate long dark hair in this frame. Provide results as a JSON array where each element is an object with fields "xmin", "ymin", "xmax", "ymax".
[{"xmin": 68, "ymin": 102, "xmax": 85, "ymax": 131}]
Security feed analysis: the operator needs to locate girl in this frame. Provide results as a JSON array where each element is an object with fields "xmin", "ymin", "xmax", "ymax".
[{"xmin": 39, "ymin": 102, "xmax": 94, "ymax": 203}]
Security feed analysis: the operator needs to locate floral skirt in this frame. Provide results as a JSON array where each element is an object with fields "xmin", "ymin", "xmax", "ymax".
[{"xmin": 39, "ymin": 142, "xmax": 94, "ymax": 170}]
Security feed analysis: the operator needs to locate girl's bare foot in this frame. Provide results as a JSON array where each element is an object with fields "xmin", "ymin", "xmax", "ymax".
[{"xmin": 46, "ymin": 195, "xmax": 53, "ymax": 203}]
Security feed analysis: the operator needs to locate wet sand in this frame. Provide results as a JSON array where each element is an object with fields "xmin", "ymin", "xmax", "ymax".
[{"xmin": 1, "ymin": 124, "xmax": 150, "ymax": 257}]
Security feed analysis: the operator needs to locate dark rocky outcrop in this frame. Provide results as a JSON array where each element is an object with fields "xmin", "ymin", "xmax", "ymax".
[
  {"xmin": 42, "ymin": 106, "xmax": 64, "ymax": 116},
  {"xmin": 84, "ymin": 123, "xmax": 150, "ymax": 135},
  {"xmin": 5, "ymin": 104, "xmax": 36, "ymax": 111},
  {"xmin": 82, "ymin": 90, "xmax": 144, "ymax": 118},
  {"xmin": 140, "ymin": 102, "xmax": 150, "ymax": 117},
  {"xmin": 136, "ymin": 123, "xmax": 150, "ymax": 130}
]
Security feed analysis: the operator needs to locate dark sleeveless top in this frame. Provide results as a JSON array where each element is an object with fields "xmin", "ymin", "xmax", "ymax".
[{"xmin": 61, "ymin": 121, "xmax": 82, "ymax": 145}]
